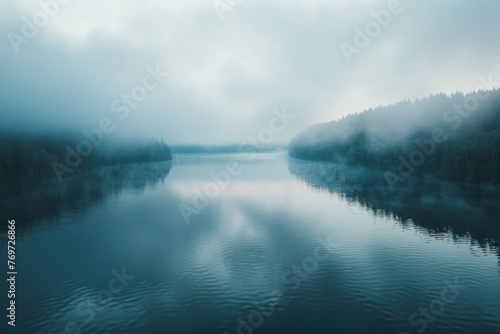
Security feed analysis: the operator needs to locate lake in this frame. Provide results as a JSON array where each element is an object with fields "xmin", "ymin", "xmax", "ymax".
[{"xmin": 1, "ymin": 152, "xmax": 500, "ymax": 334}]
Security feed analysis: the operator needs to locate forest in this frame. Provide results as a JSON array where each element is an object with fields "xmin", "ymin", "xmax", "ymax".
[
  {"xmin": 289, "ymin": 89, "xmax": 500, "ymax": 183},
  {"xmin": 0, "ymin": 132, "xmax": 172, "ymax": 188}
]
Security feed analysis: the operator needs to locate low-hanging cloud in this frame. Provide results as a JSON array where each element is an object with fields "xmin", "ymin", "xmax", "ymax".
[{"xmin": 1, "ymin": 0, "xmax": 500, "ymax": 144}]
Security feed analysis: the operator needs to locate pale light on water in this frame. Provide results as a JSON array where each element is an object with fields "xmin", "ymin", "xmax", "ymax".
[{"xmin": 1, "ymin": 153, "xmax": 500, "ymax": 334}]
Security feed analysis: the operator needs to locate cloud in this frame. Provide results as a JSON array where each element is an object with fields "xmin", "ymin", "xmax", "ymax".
[{"xmin": 1, "ymin": 0, "xmax": 500, "ymax": 144}]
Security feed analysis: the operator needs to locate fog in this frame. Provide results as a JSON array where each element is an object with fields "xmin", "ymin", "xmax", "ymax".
[{"xmin": 2, "ymin": 0, "xmax": 500, "ymax": 144}]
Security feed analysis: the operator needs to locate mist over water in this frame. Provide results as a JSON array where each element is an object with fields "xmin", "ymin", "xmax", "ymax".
[
  {"xmin": 1, "ymin": 153, "xmax": 499, "ymax": 334},
  {"xmin": 2, "ymin": 0, "xmax": 500, "ymax": 333}
]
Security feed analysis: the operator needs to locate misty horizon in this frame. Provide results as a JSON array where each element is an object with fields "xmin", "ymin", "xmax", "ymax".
[
  {"xmin": 3, "ymin": 0, "xmax": 500, "ymax": 145},
  {"xmin": 2, "ymin": 1, "xmax": 500, "ymax": 334}
]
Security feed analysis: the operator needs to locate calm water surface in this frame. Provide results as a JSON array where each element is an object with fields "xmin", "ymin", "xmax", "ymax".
[{"xmin": 2, "ymin": 152, "xmax": 500, "ymax": 334}]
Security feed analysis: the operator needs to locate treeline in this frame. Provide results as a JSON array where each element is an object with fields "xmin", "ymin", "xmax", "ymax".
[
  {"xmin": 0, "ymin": 133, "xmax": 172, "ymax": 187},
  {"xmin": 289, "ymin": 89, "xmax": 500, "ymax": 184}
]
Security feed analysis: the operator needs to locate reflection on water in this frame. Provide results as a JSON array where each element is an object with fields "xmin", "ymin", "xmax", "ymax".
[
  {"xmin": 0, "ymin": 161, "xmax": 172, "ymax": 234},
  {"xmin": 1, "ymin": 153, "xmax": 500, "ymax": 334},
  {"xmin": 288, "ymin": 159, "xmax": 500, "ymax": 265}
]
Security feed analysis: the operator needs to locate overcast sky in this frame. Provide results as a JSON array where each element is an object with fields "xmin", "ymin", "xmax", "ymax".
[{"xmin": 1, "ymin": 0, "xmax": 500, "ymax": 144}]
